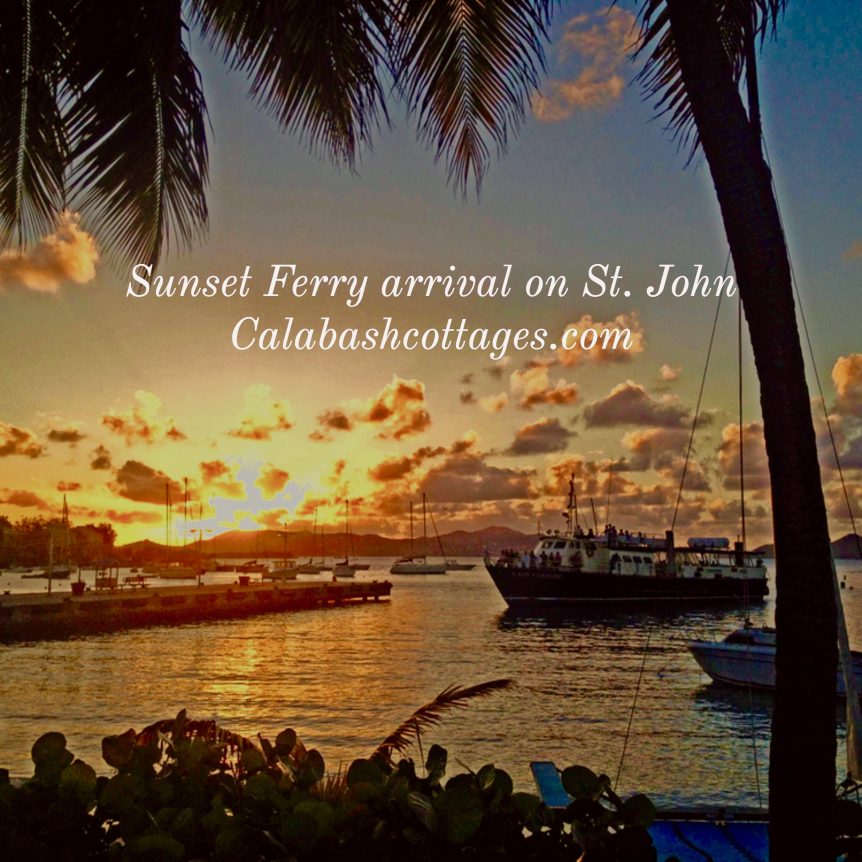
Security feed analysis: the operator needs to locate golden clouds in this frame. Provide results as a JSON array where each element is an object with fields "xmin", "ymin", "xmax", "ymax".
[
  {"xmin": 360, "ymin": 376, "xmax": 431, "ymax": 439},
  {"xmin": 505, "ymin": 417, "xmax": 574, "ymax": 455},
  {"xmin": 0, "ymin": 422, "xmax": 45, "ymax": 458},
  {"xmin": 255, "ymin": 464, "xmax": 290, "ymax": 499},
  {"xmin": 47, "ymin": 425, "xmax": 86, "ymax": 445},
  {"xmin": 557, "ymin": 312, "xmax": 644, "ymax": 366},
  {"xmin": 109, "ymin": 460, "xmax": 183, "ymax": 504},
  {"xmin": 199, "ymin": 460, "xmax": 246, "ymax": 499},
  {"xmin": 0, "ymin": 489, "xmax": 50, "ymax": 509},
  {"xmin": 90, "ymin": 445, "xmax": 112, "ymax": 470},
  {"xmin": 534, "ymin": 8, "xmax": 635, "ymax": 121},
  {"xmin": 0, "ymin": 212, "xmax": 98, "ymax": 293},
  {"xmin": 718, "ymin": 422, "xmax": 770, "ymax": 492},
  {"xmin": 102, "ymin": 391, "xmax": 187, "ymax": 445},
  {"xmin": 312, "ymin": 376, "xmax": 432, "ymax": 442},
  {"xmin": 832, "ymin": 354, "xmax": 862, "ymax": 414},
  {"xmin": 479, "ymin": 392, "xmax": 509, "ymax": 413},
  {"xmin": 228, "ymin": 384, "xmax": 293, "ymax": 440},
  {"xmin": 584, "ymin": 380, "xmax": 690, "ymax": 428},
  {"xmin": 510, "ymin": 364, "xmax": 579, "ymax": 410}
]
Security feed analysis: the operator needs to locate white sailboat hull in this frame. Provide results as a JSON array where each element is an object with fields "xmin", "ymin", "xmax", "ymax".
[
  {"xmin": 390, "ymin": 561, "xmax": 447, "ymax": 575},
  {"xmin": 689, "ymin": 638, "xmax": 862, "ymax": 695}
]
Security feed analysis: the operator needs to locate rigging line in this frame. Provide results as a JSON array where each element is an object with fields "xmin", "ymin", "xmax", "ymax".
[
  {"xmin": 760, "ymin": 137, "xmax": 862, "ymax": 559},
  {"xmin": 671, "ymin": 250, "xmax": 731, "ymax": 530},
  {"xmin": 614, "ymin": 626, "xmax": 652, "ymax": 792}
]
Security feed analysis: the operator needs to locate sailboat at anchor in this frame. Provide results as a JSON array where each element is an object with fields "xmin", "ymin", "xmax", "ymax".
[{"xmin": 390, "ymin": 493, "xmax": 446, "ymax": 575}]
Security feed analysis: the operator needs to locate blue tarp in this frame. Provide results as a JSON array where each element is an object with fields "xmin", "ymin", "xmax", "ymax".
[{"xmin": 530, "ymin": 761, "xmax": 768, "ymax": 862}]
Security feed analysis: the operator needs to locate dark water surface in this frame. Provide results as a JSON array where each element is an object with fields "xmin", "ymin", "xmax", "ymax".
[{"xmin": 1, "ymin": 559, "xmax": 859, "ymax": 808}]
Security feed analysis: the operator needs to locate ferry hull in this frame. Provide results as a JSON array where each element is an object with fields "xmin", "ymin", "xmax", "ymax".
[{"xmin": 486, "ymin": 564, "xmax": 768, "ymax": 607}]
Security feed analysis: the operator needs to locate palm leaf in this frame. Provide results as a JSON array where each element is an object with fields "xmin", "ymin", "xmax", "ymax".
[
  {"xmin": 634, "ymin": 0, "xmax": 785, "ymax": 158},
  {"xmin": 65, "ymin": 0, "xmax": 208, "ymax": 266},
  {"xmin": 0, "ymin": 0, "xmax": 68, "ymax": 246},
  {"xmin": 392, "ymin": 0, "xmax": 551, "ymax": 193},
  {"xmin": 373, "ymin": 678, "xmax": 513, "ymax": 763},
  {"xmin": 193, "ymin": 0, "xmax": 391, "ymax": 167}
]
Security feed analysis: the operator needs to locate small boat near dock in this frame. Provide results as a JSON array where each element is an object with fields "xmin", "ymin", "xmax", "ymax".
[{"xmin": 689, "ymin": 623, "xmax": 862, "ymax": 695}]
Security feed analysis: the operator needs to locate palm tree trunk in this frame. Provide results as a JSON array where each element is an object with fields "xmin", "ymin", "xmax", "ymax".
[{"xmin": 664, "ymin": 1, "xmax": 837, "ymax": 857}]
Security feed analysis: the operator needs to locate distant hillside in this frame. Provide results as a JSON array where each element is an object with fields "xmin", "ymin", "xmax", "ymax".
[
  {"xmin": 118, "ymin": 525, "xmax": 537, "ymax": 561},
  {"xmin": 752, "ymin": 533, "xmax": 862, "ymax": 560}
]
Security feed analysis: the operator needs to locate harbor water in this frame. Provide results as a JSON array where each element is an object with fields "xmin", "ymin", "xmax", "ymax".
[{"xmin": 0, "ymin": 559, "xmax": 859, "ymax": 808}]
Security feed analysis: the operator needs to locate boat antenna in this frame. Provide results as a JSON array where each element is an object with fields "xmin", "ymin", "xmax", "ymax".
[
  {"xmin": 183, "ymin": 477, "xmax": 189, "ymax": 549},
  {"xmin": 605, "ymin": 462, "xmax": 613, "ymax": 528},
  {"xmin": 422, "ymin": 492, "xmax": 429, "ymax": 559},
  {"xmin": 590, "ymin": 498, "xmax": 599, "ymax": 534},
  {"xmin": 569, "ymin": 473, "xmax": 579, "ymax": 531}
]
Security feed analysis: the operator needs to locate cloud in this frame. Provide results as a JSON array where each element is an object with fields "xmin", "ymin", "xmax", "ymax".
[
  {"xmin": 309, "ymin": 408, "xmax": 354, "ymax": 441},
  {"xmin": 47, "ymin": 425, "xmax": 86, "ymax": 445},
  {"xmin": 659, "ymin": 364, "xmax": 681, "ymax": 382},
  {"xmin": 367, "ymin": 436, "xmax": 476, "ymax": 484},
  {"xmin": 0, "ymin": 211, "xmax": 98, "ymax": 294},
  {"xmin": 199, "ymin": 460, "xmax": 246, "ymax": 499},
  {"xmin": 510, "ymin": 364, "xmax": 579, "ymax": 410},
  {"xmin": 460, "ymin": 373, "xmax": 475, "ymax": 385},
  {"xmin": 718, "ymin": 422, "xmax": 770, "ymax": 492},
  {"xmin": 557, "ymin": 312, "xmax": 645, "ymax": 367},
  {"xmin": 505, "ymin": 417, "xmax": 574, "ymax": 455},
  {"xmin": 583, "ymin": 381, "xmax": 691, "ymax": 428},
  {"xmin": 0, "ymin": 422, "xmax": 45, "ymax": 458},
  {"xmin": 534, "ymin": 8, "xmax": 635, "ymax": 121},
  {"xmin": 255, "ymin": 464, "xmax": 290, "ymax": 499},
  {"xmin": 479, "ymin": 392, "xmax": 509, "ymax": 413},
  {"xmin": 0, "ymin": 489, "xmax": 50, "ymax": 509},
  {"xmin": 227, "ymin": 384, "xmax": 293, "ymax": 440},
  {"xmin": 421, "ymin": 453, "xmax": 536, "ymax": 503},
  {"xmin": 368, "ymin": 447, "xmax": 445, "ymax": 483},
  {"xmin": 459, "ymin": 390, "xmax": 476, "ymax": 405},
  {"xmin": 57, "ymin": 481, "xmax": 82, "ymax": 492},
  {"xmin": 102, "ymin": 390, "xmax": 186, "ymax": 445},
  {"xmin": 622, "ymin": 427, "xmax": 692, "ymax": 471},
  {"xmin": 358, "ymin": 376, "xmax": 431, "ymax": 440},
  {"xmin": 100, "ymin": 509, "xmax": 164, "ymax": 525},
  {"xmin": 90, "ymin": 444, "xmax": 112, "ymax": 470},
  {"xmin": 484, "ymin": 359, "xmax": 511, "ymax": 380},
  {"xmin": 833, "ymin": 354, "xmax": 862, "ymax": 414},
  {"xmin": 843, "ymin": 241, "xmax": 862, "ymax": 260},
  {"xmin": 254, "ymin": 508, "xmax": 291, "ymax": 531},
  {"xmin": 109, "ymin": 460, "xmax": 183, "ymax": 504}
]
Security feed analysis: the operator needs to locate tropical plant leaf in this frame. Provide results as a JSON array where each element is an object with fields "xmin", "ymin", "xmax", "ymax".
[
  {"xmin": 393, "ymin": 0, "xmax": 551, "ymax": 193},
  {"xmin": 193, "ymin": 0, "xmax": 390, "ymax": 167},
  {"xmin": 65, "ymin": 0, "xmax": 208, "ymax": 266},
  {"xmin": 633, "ymin": 0, "xmax": 785, "ymax": 158},
  {"xmin": 373, "ymin": 678, "xmax": 512, "ymax": 763},
  {"xmin": 0, "ymin": 0, "xmax": 68, "ymax": 246}
]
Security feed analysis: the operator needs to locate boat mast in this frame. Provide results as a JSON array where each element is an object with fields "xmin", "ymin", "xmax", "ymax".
[
  {"xmin": 566, "ymin": 474, "xmax": 576, "ymax": 537},
  {"xmin": 422, "ymin": 493, "xmax": 428, "ymax": 560},
  {"xmin": 408, "ymin": 500, "xmax": 414, "ymax": 558}
]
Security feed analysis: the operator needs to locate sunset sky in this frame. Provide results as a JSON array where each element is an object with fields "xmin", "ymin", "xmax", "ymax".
[{"xmin": 1, "ymin": 2, "xmax": 860, "ymax": 548}]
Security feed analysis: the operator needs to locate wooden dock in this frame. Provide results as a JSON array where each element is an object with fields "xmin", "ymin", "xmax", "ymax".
[{"xmin": 0, "ymin": 579, "xmax": 392, "ymax": 641}]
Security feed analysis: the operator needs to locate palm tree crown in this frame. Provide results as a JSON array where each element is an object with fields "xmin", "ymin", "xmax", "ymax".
[{"xmin": 1, "ymin": 0, "xmax": 552, "ymax": 265}]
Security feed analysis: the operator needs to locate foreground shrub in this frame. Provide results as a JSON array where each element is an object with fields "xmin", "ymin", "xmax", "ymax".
[{"xmin": 0, "ymin": 686, "xmax": 659, "ymax": 861}]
